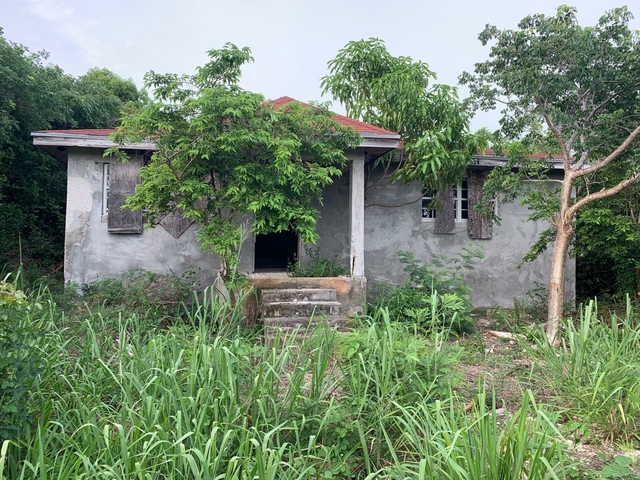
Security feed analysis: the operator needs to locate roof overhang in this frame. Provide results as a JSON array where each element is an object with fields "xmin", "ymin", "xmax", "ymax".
[
  {"xmin": 32, "ymin": 130, "xmax": 400, "ymax": 153},
  {"xmin": 32, "ymin": 132, "xmax": 154, "ymax": 150},
  {"xmin": 472, "ymin": 155, "xmax": 565, "ymax": 170}
]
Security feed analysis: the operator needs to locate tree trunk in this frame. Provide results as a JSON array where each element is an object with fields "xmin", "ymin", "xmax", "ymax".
[{"xmin": 546, "ymin": 222, "xmax": 573, "ymax": 346}]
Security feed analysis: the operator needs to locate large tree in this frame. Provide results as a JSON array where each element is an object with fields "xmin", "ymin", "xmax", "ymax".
[
  {"xmin": 0, "ymin": 28, "xmax": 146, "ymax": 270},
  {"xmin": 110, "ymin": 44, "xmax": 361, "ymax": 281},
  {"xmin": 321, "ymin": 38, "xmax": 485, "ymax": 204},
  {"xmin": 460, "ymin": 6, "xmax": 640, "ymax": 344}
]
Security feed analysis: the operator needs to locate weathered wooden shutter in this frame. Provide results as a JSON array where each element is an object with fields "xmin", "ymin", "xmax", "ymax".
[
  {"xmin": 434, "ymin": 184, "xmax": 455, "ymax": 234},
  {"xmin": 467, "ymin": 169, "xmax": 492, "ymax": 239},
  {"xmin": 107, "ymin": 156, "xmax": 143, "ymax": 233}
]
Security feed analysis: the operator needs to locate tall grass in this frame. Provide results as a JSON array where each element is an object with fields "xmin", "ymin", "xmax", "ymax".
[
  {"xmin": 1, "ymin": 283, "xmax": 572, "ymax": 479},
  {"xmin": 533, "ymin": 298, "xmax": 640, "ymax": 443}
]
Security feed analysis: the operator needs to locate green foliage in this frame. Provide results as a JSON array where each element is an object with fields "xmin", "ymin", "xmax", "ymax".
[
  {"xmin": 0, "ymin": 279, "xmax": 42, "ymax": 441},
  {"xmin": 601, "ymin": 456, "xmax": 639, "ymax": 479},
  {"xmin": 338, "ymin": 310, "xmax": 461, "ymax": 404},
  {"xmin": 82, "ymin": 269, "xmax": 198, "ymax": 324},
  {"xmin": 371, "ymin": 245, "xmax": 484, "ymax": 334},
  {"xmin": 532, "ymin": 298, "xmax": 640, "ymax": 442},
  {"xmin": 575, "ymin": 186, "xmax": 640, "ymax": 301},
  {"xmin": 0, "ymin": 278, "xmax": 579, "ymax": 479},
  {"xmin": 377, "ymin": 389, "xmax": 570, "ymax": 479},
  {"xmin": 0, "ymin": 28, "xmax": 146, "ymax": 271},
  {"xmin": 321, "ymin": 38, "xmax": 487, "ymax": 195},
  {"xmin": 110, "ymin": 43, "xmax": 360, "ymax": 280},
  {"xmin": 72, "ymin": 68, "xmax": 148, "ymax": 128},
  {"xmin": 287, "ymin": 246, "xmax": 347, "ymax": 277}
]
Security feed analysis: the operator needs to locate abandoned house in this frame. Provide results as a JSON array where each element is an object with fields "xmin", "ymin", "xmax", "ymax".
[{"xmin": 32, "ymin": 96, "xmax": 575, "ymax": 312}]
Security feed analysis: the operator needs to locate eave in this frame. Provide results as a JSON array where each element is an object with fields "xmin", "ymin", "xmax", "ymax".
[{"xmin": 31, "ymin": 131, "xmax": 400, "ymax": 152}]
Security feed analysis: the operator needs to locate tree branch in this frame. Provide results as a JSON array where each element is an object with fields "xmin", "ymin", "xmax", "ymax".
[
  {"xmin": 567, "ymin": 172, "xmax": 640, "ymax": 219},
  {"xmin": 537, "ymin": 100, "xmax": 571, "ymax": 171},
  {"xmin": 576, "ymin": 124, "xmax": 640, "ymax": 177},
  {"xmin": 365, "ymin": 194, "xmax": 423, "ymax": 210}
]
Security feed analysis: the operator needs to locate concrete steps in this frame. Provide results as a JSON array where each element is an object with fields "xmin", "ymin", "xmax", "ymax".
[{"xmin": 260, "ymin": 287, "xmax": 350, "ymax": 340}]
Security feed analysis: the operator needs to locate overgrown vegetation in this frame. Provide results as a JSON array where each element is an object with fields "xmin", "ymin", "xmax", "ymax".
[
  {"xmin": 532, "ymin": 297, "xmax": 640, "ymax": 444},
  {"xmin": 3, "ymin": 269, "xmax": 640, "ymax": 477},
  {"xmin": 371, "ymin": 245, "xmax": 483, "ymax": 334},
  {"xmin": 3, "ymin": 272, "xmax": 600, "ymax": 479},
  {"xmin": 81, "ymin": 268, "xmax": 199, "ymax": 326},
  {"xmin": 0, "ymin": 279, "xmax": 42, "ymax": 441},
  {"xmin": 287, "ymin": 246, "xmax": 347, "ymax": 277},
  {"xmin": 0, "ymin": 28, "xmax": 146, "ymax": 272}
]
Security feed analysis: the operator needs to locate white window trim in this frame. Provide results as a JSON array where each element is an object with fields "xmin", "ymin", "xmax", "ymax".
[
  {"xmin": 422, "ymin": 180, "xmax": 468, "ymax": 223},
  {"xmin": 102, "ymin": 162, "xmax": 110, "ymax": 215}
]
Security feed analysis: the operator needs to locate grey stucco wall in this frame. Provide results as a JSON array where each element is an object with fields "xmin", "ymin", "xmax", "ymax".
[
  {"xmin": 64, "ymin": 148, "xmax": 255, "ymax": 286},
  {"xmin": 312, "ymin": 168, "xmax": 576, "ymax": 308}
]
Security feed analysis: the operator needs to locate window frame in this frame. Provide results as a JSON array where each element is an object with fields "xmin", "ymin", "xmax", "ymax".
[
  {"xmin": 421, "ymin": 179, "xmax": 468, "ymax": 223},
  {"xmin": 102, "ymin": 162, "xmax": 110, "ymax": 216}
]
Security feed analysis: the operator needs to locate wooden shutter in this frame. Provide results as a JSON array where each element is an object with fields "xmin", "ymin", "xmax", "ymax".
[
  {"xmin": 107, "ymin": 156, "xmax": 143, "ymax": 233},
  {"xmin": 467, "ymin": 169, "xmax": 492, "ymax": 239},
  {"xmin": 434, "ymin": 183, "xmax": 455, "ymax": 234}
]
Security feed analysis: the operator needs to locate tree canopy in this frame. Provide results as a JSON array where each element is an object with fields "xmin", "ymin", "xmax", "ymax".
[
  {"xmin": 460, "ymin": 6, "xmax": 640, "ymax": 343},
  {"xmin": 321, "ymin": 38, "xmax": 485, "ymax": 199},
  {"xmin": 110, "ymin": 44, "xmax": 361, "ymax": 279},
  {"xmin": 0, "ymin": 28, "xmax": 146, "ymax": 270}
]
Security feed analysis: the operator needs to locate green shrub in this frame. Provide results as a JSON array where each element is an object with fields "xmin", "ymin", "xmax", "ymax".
[
  {"xmin": 371, "ymin": 244, "xmax": 483, "ymax": 334},
  {"xmin": 287, "ymin": 246, "xmax": 347, "ymax": 277},
  {"xmin": 532, "ymin": 297, "xmax": 640, "ymax": 443},
  {"xmin": 82, "ymin": 268, "xmax": 198, "ymax": 323},
  {"xmin": 0, "ymin": 280, "xmax": 42, "ymax": 441}
]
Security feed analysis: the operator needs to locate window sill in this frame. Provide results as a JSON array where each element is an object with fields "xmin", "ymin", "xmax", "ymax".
[{"xmin": 421, "ymin": 219, "xmax": 468, "ymax": 223}]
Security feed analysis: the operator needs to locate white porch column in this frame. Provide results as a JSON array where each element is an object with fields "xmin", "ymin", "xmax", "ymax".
[{"xmin": 349, "ymin": 152, "xmax": 365, "ymax": 277}]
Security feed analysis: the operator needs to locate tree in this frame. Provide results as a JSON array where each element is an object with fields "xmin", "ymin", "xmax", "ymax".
[
  {"xmin": 110, "ymin": 44, "xmax": 361, "ymax": 281},
  {"xmin": 0, "ymin": 27, "xmax": 148, "ymax": 271},
  {"xmin": 72, "ymin": 68, "xmax": 148, "ymax": 128},
  {"xmin": 321, "ymin": 38, "xmax": 485, "ymax": 206},
  {"xmin": 0, "ymin": 29, "xmax": 77, "ymax": 269},
  {"xmin": 460, "ymin": 6, "xmax": 640, "ymax": 344},
  {"xmin": 574, "ymin": 170, "xmax": 640, "ymax": 300}
]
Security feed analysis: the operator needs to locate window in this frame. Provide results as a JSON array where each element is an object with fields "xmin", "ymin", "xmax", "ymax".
[
  {"xmin": 422, "ymin": 179, "xmax": 468, "ymax": 222},
  {"xmin": 102, "ymin": 162, "xmax": 110, "ymax": 215}
]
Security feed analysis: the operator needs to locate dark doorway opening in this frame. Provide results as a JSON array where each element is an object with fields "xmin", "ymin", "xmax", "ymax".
[{"xmin": 254, "ymin": 231, "xmax": 298, "ymax": 271}]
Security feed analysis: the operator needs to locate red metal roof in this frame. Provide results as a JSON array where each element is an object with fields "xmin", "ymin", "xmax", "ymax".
[
  {"xmin": 270, "ymin": 96, "xmax": 398, "ymax": 136},
  {"xmin": 35, "ymin": 98, "xmax": 399, "ymax": 138}
]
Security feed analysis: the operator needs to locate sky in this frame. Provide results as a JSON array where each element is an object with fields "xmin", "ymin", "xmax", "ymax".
[{"xmin": 2, "ymin": 0, "xmax": 639, "ymax": 130}]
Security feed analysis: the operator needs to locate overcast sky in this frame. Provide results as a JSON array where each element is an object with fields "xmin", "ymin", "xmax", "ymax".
[{"xmin": 2, "ymin": 0, "xmax": 638, "ymax": 130}]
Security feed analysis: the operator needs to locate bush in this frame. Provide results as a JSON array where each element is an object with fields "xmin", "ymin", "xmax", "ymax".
[
  {"xmin": 82, "ymin": 268, "xmax": 198, "ymax": 323},
  {"xmin": 287, "ymin": 246, "xmax": 347, "ymax": 277},
  {"xmin": 371, "ymin": 244, "xmax": 483, "ymax": 334},
  {"xmin": 0, "ymin": 280, "xmax": 42, "ymax": 441}
]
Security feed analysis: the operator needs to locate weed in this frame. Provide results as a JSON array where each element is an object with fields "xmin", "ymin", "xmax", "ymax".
[
  {"xmin": 0, "ymin": 279, "xmax": 43, "ymax": 441},
  {"xmin": 532, "ymin": 297, "xmax": 640, "ymax": 443},
  {"xmin": 287, "ymin": 246, "xmax": 347, "ymax": 277},
  {"xmin": 370, "ymin": 244, "xmax": 483, "ymax": 334},
  {"xmin": 82, "ymin": 268, "xmax": 199, "ymax": 326}
]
